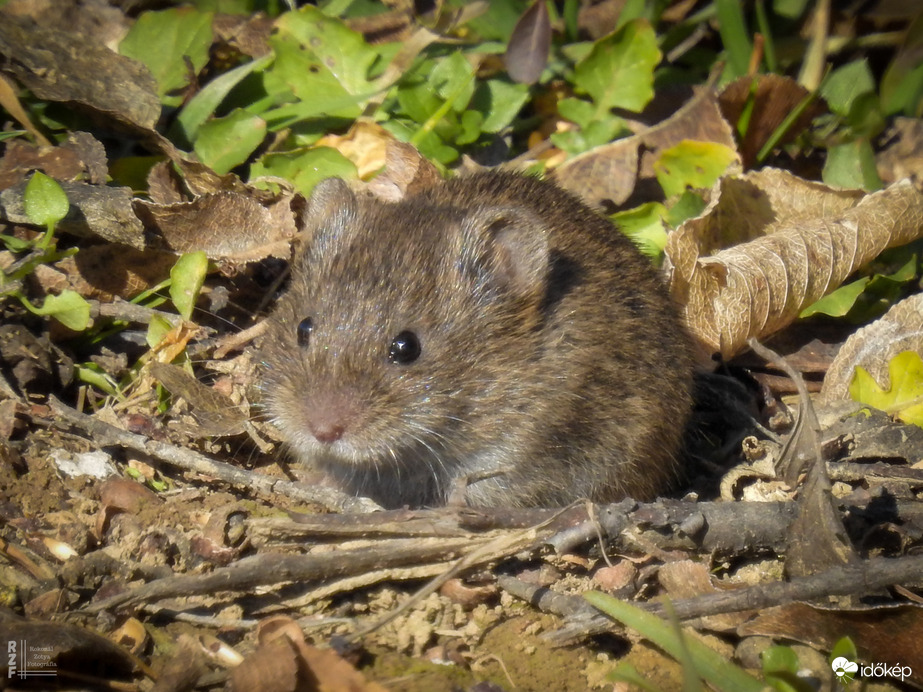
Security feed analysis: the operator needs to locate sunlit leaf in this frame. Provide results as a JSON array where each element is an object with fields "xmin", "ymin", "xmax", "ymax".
[
  {"xmin": 169, "ymin": 251, "xmax": 208, "ymax": 321},
  {"xmin": 193, "ymin": 110, "xmax": 267, "ymax": 175},
  {"xmin": 654, "ymin": 141, "xmax": 737, "ymax": 198},
  {"xmin": 119, "ymin": 8, "xmax": 213, "ymax": 106},
  {"xmin": 23, "ymin": 171, "xmax": 69, "ymax": 228},
  {"xmin": 31, "ymin": 290, "xmax": 91, "ymax": 331},
  {"xmin": 850, "ymin": 350, "xmax": 923, "ymax": 427}
]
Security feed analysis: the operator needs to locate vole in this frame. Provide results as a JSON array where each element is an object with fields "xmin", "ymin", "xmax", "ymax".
[{"xmin": 261, "ymin": 172, "xmax": 694, "ymax": 509}]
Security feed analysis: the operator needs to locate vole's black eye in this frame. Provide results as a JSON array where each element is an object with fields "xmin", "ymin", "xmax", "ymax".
[
  {"xmin": 296, "ymin": 318, "xmax": 314, "ymax": 347},
  {"xmin": 389, "ymin": 330, "xmax": 421, "ymax": 364}
]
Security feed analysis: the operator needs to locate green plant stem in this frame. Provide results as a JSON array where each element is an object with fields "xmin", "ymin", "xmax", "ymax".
[
  {"xmin": 756, "ymin": 88, "xmax": 821, "ymax": 162},
  {"xmin": 754, "ymin": 0, "xmax": 777, "ymax": 73},
  {"xmin": 410, "ymin": 68, "xmax": 477, "ymax": 144}
]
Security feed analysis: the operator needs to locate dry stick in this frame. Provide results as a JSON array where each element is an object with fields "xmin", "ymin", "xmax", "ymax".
[
  {"xmin": 84, "ymin": 538, "xmax": 482, "ymax": 614},
  {"xmin": 47, "ymin": 396, "xmax": 379, "ymax": 514},
  {"xmin": 499, "ymin": 553, "xmax": 923, "ymax": 643}
]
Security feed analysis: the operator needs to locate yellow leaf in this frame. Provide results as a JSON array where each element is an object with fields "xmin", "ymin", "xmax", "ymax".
[{"xmin": 849, "ymin": 350, "xmax": 923, "ymax": 427}]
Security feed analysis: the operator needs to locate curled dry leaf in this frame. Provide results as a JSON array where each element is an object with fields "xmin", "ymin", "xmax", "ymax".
[
  {"xmin": 0, "ymin": 12, "xmax": 160, "ymax": 131},
  {"xmin": 0, "ymin": 181, "xmax": 146, "ymax": 248},
  {"xmin": 553, "ymin": 87, "xmax": 738, "ymax": 209},
  {"xmin": 0, "ymin": 132, "xmax": 108, "ymax": 189},
  {"xmin": 365, "ymin": 139, "xmax": 443, "ymax": 202},
  {"xmin": 229, "ymin": 616, "xmax": 389, "ymax": 692},
  {"xmin": 668, "ymin": 170, "xmax": 923, "ymax": 359},
  {"xmin": 58, "ymin": 245, "xmax": 177, "ymax": 302},
  {"xmin": 316, "ymin": 120, "xmax": 392, "ymax": 179},
  {"xmin": 718, "ymin": 74, "xmax": 824, "ymax": 168},
  {"xmin": 134, "ymin": 190, "xmax": 299, "ymax": 264},
  {"xmin": 136, "ymin": 156, "xmax": 302, "ymax": 264},
  {"xmin": 821, "ymin": 292, "xmax": 923, "ymax": 403}
]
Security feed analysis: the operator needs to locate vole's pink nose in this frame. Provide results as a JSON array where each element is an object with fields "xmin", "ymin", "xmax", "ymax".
[{"xmin": 305, "ymin": 392, "xmax": 356, "ymax": 444}]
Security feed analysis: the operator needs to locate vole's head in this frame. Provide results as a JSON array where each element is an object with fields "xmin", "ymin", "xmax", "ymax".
[{"xmin": 261, "ymin": 177, "xmax": 552, "ymax": 473}]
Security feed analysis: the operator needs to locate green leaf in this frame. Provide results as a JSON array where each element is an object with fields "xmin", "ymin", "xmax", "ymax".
[
  {"xmin": 611, "ymin": 202, "xmax": 668, "ymax": 259},
  {"xmin": 119, "ymin": 8, "xmax": 214, "ymax": 107},
  {"xmin": 666, "ymin": 190, "xmax": 708, "ymax": 228},
  {"xmin": 251, "ymin": 147, "xmax": 357, "ymax": 197},
  {"xmin": 472, "ymin": 79, "xmax": 530, "ymax": 133},
  {"xmin": 557, "ymin": 97, "xmax": 596, "ymax": 129},
  {"xmin": 169, "ymin": 252, "xmax": 208, "ymax": 321},
  {"xmin": 820, "ymin": 59, "xmax": 876, "ymax": 116},
  {"xmin": 880, "ymin": 12, "xmax": 923, "ymax": 116},
  {"xmin": 800, "ymin": 277, "xmax": 871, "ymax": 317},
  {"xmin": 193, "ymin": 110, "xmax": 267, "ymax": 175},
  {"xmin": 801, "ymin": 253, "xmax": 916, "ymax": 319},
  {"xmin": 264, "ymin": 31, "xmax": 362, "ymax": 121},
  {"xmin": 430, "ymin": 52, "xmax": 476, "ymax": 110},
  {"xmin": 273, "ymin": 6, "xmax": 379, "ymax": 98},
  {"xmin": 573, "ymin": 19, "xmax": 660, "ymax": 117},
  {"xmin": 146, "ymin": 314, "xmax": 175, "ymax": 349},
  {"xmin": 584, "ymin": 592, "xmax": 765, "ymax": 692},
  {"xmin": 654, "ymin": 141, "xmax": 737, "ymax": 198},
  {"xmin": 0, "ymin": 234, "xmax": 33, "ymax": 252},
  {"xmin": 822, "ymin": 139, "xmax": 883, "ymax": 191},
  {"xmin": 31, "ymin": 290, "xmax": 91, "ymax": 331},
  {"xmin": 75, "ymin": 363, "xmax": 118, "ymax": 396},
  {"xmin": 850, "ymin": 350, "xmax": 923, "ymax": 427},
  {"xmin": 829, "ymin": 637, "xmax": 858, "ymax": 665},
  {"xmin": 761, "ymin": 645, "xmax": 799, "ymax": 674},
  {"xmin": 176, "ymin": 53, "xmax": 274, "ymax": 142},
  {"xmin": 606, "ymin": 662, "xmax": 662, "ymax": 690},
  {"xmin": 715, "ymin": 0, "xmax": 753, "ymax": 78},
  {"xmin": 23, "ymin": 171, "xmax": 69, "ymax": 228}
]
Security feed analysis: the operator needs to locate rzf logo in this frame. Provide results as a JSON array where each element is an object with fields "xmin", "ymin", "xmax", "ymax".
[{"xmin": 8, "ymin": 640, "xmax": 17, "ymax": 678}]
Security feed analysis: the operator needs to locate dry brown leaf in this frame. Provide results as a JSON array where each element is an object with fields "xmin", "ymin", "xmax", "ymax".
[
  {"xmin": 739, "ymin": 602, "xmax": 923, "ymax": 686},
  {"xmin": 2, "ymin": 0, "xmax": 130, "ymax": 51},
  {"xmin": 821, "ymin": 292, "xmax": 923, "ymax": 403},
  {"xmin": 668, "ymin": 170, "xmax": 923, "ymax": 359},
  {"xmin": 315, "ymin": 120, "xmax": 392, "ymax": 179},
  {"xmin": 150, "ymin": 362, "xmax": 248, "ymax": 437},
  {"xmin": 0, "ymin": 133, "xmax": 107, "ymax": 189},
  {"xmin": 877, "ymin": 117, "xmax": 923, "ymax": 184},
  {"xmin": 0, "ymin": 12, "xmax": 160, "ymax": 131},
  {"xmin": 134, "ymin": 191, "xmax": 298, "ymax": 263},
  {"xmin": 62, "ymin": 245, "xmax": 177, "ymax": 302},
  {"xmin": 0, "ymin": 180, "xmax": 146, "ymax": 249},
  {"xmin": 658, "ymin": 559, "xmax": 751, "ymax": 632},
  {"xmin": 366, "ymin": 140, "xmax": 443, "ymax": 202},
  {"xmin": 719, "ymin": 74, "xmax": 825, "ymax": 168},
  {"xmin": 212, "ymin": 12, "xmax": 273, "ymax": 58},
  {"xmin": 505, "ymin": 0, "xmax": 552, "ymax": 85},
  {"xmin": 553, "ymin": 87, "xmax": 738, "ymax": 210},
  {"xmin": 229, "ymin": 616, "xmax": 389, "ymax": 692}
]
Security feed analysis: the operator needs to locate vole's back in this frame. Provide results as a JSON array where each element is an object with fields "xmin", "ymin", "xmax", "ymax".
[{"xmin": 262, "ymin": 172, "xmax": 694, "ymax": 508}]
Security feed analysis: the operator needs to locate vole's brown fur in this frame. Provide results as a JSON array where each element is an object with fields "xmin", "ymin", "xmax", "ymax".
[{"xmin": 262, "ymin": 172, "xmax": 694, "ymax": 508}]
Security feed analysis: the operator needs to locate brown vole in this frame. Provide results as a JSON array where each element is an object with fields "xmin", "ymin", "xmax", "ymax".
[{"xmin": 261, "ymin": 172, "xmax": 693, "ymax": 508}]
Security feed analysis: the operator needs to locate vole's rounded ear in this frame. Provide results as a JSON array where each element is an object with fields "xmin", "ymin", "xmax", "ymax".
[
  {"xmin": 462, "ymin": 206, "xmax": 550, "ymax": 298},
  {"xmin": 307, "ymin": 178, "xmax": 357, "ymax": 229},
  {"xmin": 298, "ymin": 178, "xmax": 358, "ymax": 255}
]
